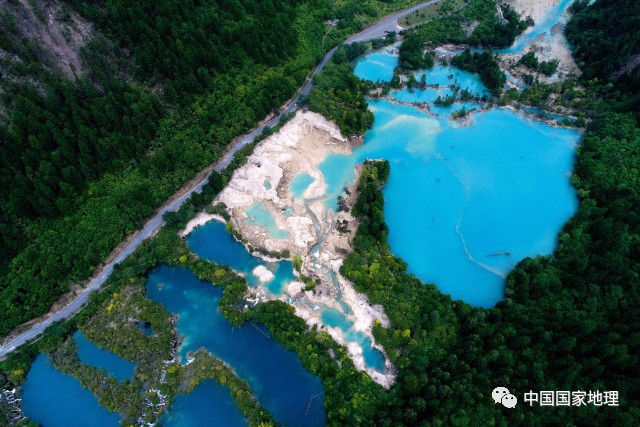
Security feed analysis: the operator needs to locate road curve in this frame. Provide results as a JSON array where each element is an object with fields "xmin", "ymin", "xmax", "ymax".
[
  {"xmin": 0, "ymin": 0, "xmax": 439, "ymax": 359},
  {"xmin": 347, "ymin": 0, "xmax": 439, "ymax": 44}
]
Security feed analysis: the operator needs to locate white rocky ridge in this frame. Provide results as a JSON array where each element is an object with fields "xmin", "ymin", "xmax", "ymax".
[
  {"xmin": 252, "ymin": 265, "xmax": 275, "ymax": 283},
  {"xmin": 189, "ymin": 111, "xmax": 397, "ymax": 388}
]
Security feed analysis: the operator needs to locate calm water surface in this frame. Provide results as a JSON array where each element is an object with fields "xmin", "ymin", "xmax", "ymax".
[
  {"xmin": 187, "ymin": 220, "xmax": 295, "ymax": 295},
  {"xmin": 146, "ymin": 265, "xmax": 326, "ymax": 427},
  {"xmin": 321, "ymin": 308, "xmax": 385, "ymax": 370},
  {"xmin": 324, "ymin": 60, "xmax": 581, "ymax": 306},
  {"xmin": 74, "ymin": 330, "xmax": 135, "ymax": 382},
  {"xmin": 160, "ymin": 380, "xmax": 247, "ymax": 427},
  {"xmin": 245, "ymin": 203, "xmax": 288, "ymax": 239},
  {"xmin": 22, "ymin": 355, "xmax": 119, "ymax": 426},
  {"xmin": 414, "ymin": 66, "xmax": 490, "ymax": 95},
  {"xmin": 290, "ymin": 172, "xmax": 315, "ymax": 199},
  {"xmin": 353, "ymin": 50, "xmax": 398, "ymax": 82}
]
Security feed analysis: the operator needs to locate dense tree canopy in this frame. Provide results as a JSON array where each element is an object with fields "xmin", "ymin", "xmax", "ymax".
[
  {"xmin": 566, "ymin": 0, "xmax": 640, "ymax": 83},
  {"xmin": 336, "ymin": 137, "xmax": 639, "ymax": 423},
  {"xmin": 0, "ymin": 0, "xmax": 420, "ymax": 337},
  {"xmin": 565, "ymin": 0, "xmax": 640, "ymax": 114},
  {"xmin": 409, "ymin": 0, "xmax": 532, "ymax": 50},
  {"xmin": 308, "ymin": 62, "xmax": 375, "ymax": 136},
  {"xmin": 451, "ymin": 49, "xmax": 506, "ymax": 95},
  {"xmin": 398, "ymin": 33, "xmax": 434, "ymax": 70},
  {"xmin": 2, "ymin": 0, "xmax": 640, "ymax": 425}
]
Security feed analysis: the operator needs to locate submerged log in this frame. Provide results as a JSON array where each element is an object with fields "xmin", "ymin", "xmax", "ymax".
[{"xmin": 488, "ymin": 251, "xmax": 511, "ymax": 256}]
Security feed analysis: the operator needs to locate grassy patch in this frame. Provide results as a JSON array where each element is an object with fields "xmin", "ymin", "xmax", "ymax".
[{"xmin": 398, "ymin": 0, "xmax": 467, "ymax": 27}]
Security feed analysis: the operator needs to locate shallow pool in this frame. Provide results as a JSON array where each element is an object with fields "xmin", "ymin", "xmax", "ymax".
[
  {"xmin": 244, "ymin": 203, "xmax": 288, "ymax": 239},
  {"xmin": 290, "ymin": 172, "xmax": 315, "ymax": 199},
  {"xmin": 74, "ymin": 330, "xmax": 136, "ymax": 382},
  {"xmin": 354, "ymin": 50, "xmax": 398, "ymax": 82},
  {"xmin": 414, "ymin": 66, "xmax": 490, "ymax": 95},
  {"xmin": 321, "ymin": 308, "xmax": 385, "ymax": 370}
]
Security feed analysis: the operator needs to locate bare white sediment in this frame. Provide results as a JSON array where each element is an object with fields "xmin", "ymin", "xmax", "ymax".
[
  {"xmin": 208, "ymin": 110, "xmax": 396, "ymax": 387},
  {"xmin": 502, "ymin": 0, "xmax": 581, "ymax": 81},
  {"xmin": 252, "ymin": 266, "xmax": 275, "ymax": 283},
  {"xmin": 179, "ymin": 212, "xmax": 226, "ymax": 237},
  {"xmin": 507, "ymin": 0, "xmax": 560, "ymax": 22}
]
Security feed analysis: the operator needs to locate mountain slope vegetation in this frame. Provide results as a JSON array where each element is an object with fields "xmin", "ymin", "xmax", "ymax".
[{"xmin": 0, "ymin": 0, "xmax": 424, "ymax": 337}]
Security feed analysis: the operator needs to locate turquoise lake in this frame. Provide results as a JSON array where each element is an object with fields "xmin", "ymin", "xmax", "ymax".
[
  {"xmin": 160, "ymin": 380, "xmax": 247, "ymax": 427},
  {"xmin": 74, "ymin": 330, "xmax": 136, "ymax": 382},
  {"xmin": 187, "ymin": 220, "xmax": 387, "ymax": 372},
  {"xmin": 522, "ymin": 106, "xmax": 575, "ymax": 123},
  {"xmin": 186, "ymin": 220, "xmax": 295, "ymax": 295},
  {"xmin": 391, "ymin": 87, "xmax": 455, "ymax": 104},
  {"xmin": 22, "ymin": 355, "xmax": 119, "ymax": 426},
  {"xmin": 390, "ymin": 86, "xmax": 479, "ymax": 117},
  {"xmin": 413, "ymin": 66, "xmax": 490, "ymax": 96},
  {"xmin": 320, "ymin": 308, "xmax": 385, "ymax": 370},
  {"xmin": 146, "ymin": 265, "xmax": 326, "ymax": 427},
  {"xmin": 325, "ymin": 60, "xmax": 581, "ymax": 307}
]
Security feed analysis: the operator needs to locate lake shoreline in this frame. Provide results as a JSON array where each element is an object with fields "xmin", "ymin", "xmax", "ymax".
[{"xmin": 181, "ymin": 112, "xmax": 397, "ymax": 388}]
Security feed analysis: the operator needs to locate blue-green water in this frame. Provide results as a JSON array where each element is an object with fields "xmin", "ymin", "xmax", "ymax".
[
  {"xmin": 74, "ymin": 330, "xmax": 136, "ymax": 381},
  {"xmin": 354, "ymin": 51, "xmax": 398, "ymax": 82},
  {"xmin": 146, "ymin": 265, "xmax": 326, "ymax": 427},
  {"xmin": 499, "ymin": 0, "xmax": 575, "ymax": 54},
  {"xmin": 391, "ymin": 87, "xmax": 455, "ymax": 104},
  {"xmin": 245, "ymin": 203, "xmax": 288, "ymax": 238},
  {"xmin": 160, "ymin": 380, "xmax": 248, "ymax": 427},
  {"xmin": 22, "ymin": 355, "xmax": 120, "ymax": 426},
  {"xmin": 414, "ymin": 66, "xmax": 490, "ymax": 95},
  {"xmin": 245, "ymin": 203, "xmax": 289, "ymax": 239},
  {"xmin": 319, "ymin": 97, "xmax": 580, "ymax": 307},
  {"xmin": 186, "ymin": 220, "xmax": 295, "ymax": 295},
  {"xmin": 188, "ymin": 220, "xmax": 386, "ymax": 372},
  {"xmin": 321, "ymin": 308, "xmax": 385, "ymax": 370},
  {"xmin": 522, "ymin": 106, "xmax": 575, "ymax": 123},
  {"xmin": 390, "ymin": 87, "xmax": 479, "ymax": 117},
  {"xmin": 290, "ymin": 172, "xmax": 314, "ymax": 199},
  {"xmin": 263, "ymin": 180, "xmax": 272, "ymax": 190},
  {"xmin": 430, "ymin": 102, "xmax": 478, "ymax": 117}
]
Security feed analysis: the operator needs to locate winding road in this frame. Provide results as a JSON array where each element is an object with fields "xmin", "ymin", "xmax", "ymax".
[{"xmin": 0, "ymin": 0, "xmax": 439, "ymax": 359}]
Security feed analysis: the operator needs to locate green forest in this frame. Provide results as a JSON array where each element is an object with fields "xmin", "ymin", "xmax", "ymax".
[
  {"xmin": 334, "ymin": 112, "xmax": 640, "ymax": 423},
  {"xmin": 234, "ymin": 1, "xmax": 640, "ymax": 424},
  {"xmin": 0, "ymin": 0, "xmax": 423, "ymax": 337},
  {"xmin": 517, "ymin": 51, "xmax": 559, "ymax": 76},
  {"xmin": 407, "ymin": 0, "xmax": 532, "ymax": 51},
  {"xmin": 451, "ymin": 49, "xmax": 506, "ymax": 96},
  {"xmin": 2, "ymin": 0, "xmax": 640, "ymax": 425},
  {"xmin": 565, "ymin": 0, "xmax": 640, "ymax": 115}
]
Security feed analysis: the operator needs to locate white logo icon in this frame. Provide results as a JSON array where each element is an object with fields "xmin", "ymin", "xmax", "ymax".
[
  {"xmin": 502, "ymin": 393, "xmax": 518, "ymax": 408},
  {"xmin": 492, "ymin": 386, "xmax": 517, "ymax": 408}
]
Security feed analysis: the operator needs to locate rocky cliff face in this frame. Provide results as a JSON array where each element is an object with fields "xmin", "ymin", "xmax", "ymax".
[
  {"xmin": 1, "ymin": 0, "xmax": 92, "ymax": 78},
  {"xmin": 0, "ymin": 0, "xmax": 94, "ymax": 119}
]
